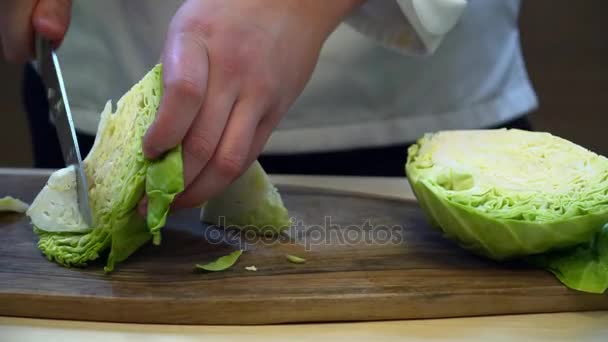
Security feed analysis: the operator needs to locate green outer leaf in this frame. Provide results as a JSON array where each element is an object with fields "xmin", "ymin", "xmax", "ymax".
[
  {"xmin": 146, "ymin": 144, "xmax": 185, "ymax": 244},
  {"xmin": 405, "ymin": 130, "xmax": 608, "ymax": 260},
  {"xmin": 0, "ymin": 196, "xmax": 28, "ymax": 213},
  {"xmin": 195, "ymin": 250, "xmax": 243, "ymax": 272},
  {"xmin": 407, "ymin": 177, "xmax": 605, "ymax": 260},
  {"xmin": 35, "ymin": 226, "xmax": 110, "ymax": 267},
  {"xmin": 286, "ymin": 254, "xmax": 306, "ymax": 264},
  {"xmin": 527, "ymin": 225, "xmax": 608, "ymax": 294},
  {"xmin": 105, "ymin": 210, "xmax": 151, "ymax": 273}
]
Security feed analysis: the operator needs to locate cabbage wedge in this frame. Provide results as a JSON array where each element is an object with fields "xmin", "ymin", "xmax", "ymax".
[
  {"xmin": 27, "ymin": 64, "xmax": 182, "ymax": 271},
  {"xmin": 26, "ymin": 63, "xmax": 291, "ymax": 272},
  {"xmin": 200, "ymin": 160, "xmax": 291, "ymax": 235}
]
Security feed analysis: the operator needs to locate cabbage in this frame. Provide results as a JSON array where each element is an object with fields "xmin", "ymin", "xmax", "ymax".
[
  {"xmin": 406, "ymin": 129, "xmax": 608, "ymax": 260},
  {"xmin": 28, "ymin": 64, "xmax": 182, "ymax": 271},
  {"xmin": 0, "ymin": 196, "xmax": 29, "ymax": 213},
  {"xmin": 27, "ymin": 166, "xmax": 93, "ymax": 233},
  {"xmin": 27, "ymin": 63, "xmax": 290, "ymax": 272},
  {"xmin": 405, "ymin": 129, "xmax": 608, "ymax": 293},
  {"xmin": 201, "ymin": 160, "xmax": 291, "ymax": 235}
]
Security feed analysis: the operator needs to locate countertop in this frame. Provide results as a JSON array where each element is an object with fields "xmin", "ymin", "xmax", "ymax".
[{"xmin": 1, "ymin": 173, "xmax": 607, "ymax": 341}]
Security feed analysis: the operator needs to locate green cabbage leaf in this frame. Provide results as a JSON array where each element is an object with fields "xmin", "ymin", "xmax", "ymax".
[
  {"xmin": 0, "ymin": 196, "xmax": 29, "ymax": 213},
  {"xmin": 527, "ymin": 225, "xmax": 608, "ymax": 294}
]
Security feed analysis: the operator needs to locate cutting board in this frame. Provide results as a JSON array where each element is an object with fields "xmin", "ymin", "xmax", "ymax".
[{"xmin": 1, "ymin": 170, "xmax": 607, "ymax": 325}]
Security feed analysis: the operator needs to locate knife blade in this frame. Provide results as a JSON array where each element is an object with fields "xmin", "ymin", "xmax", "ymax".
[{"xmin": 34, "ymin": 35, "xmax": 94, "ymax": 227}]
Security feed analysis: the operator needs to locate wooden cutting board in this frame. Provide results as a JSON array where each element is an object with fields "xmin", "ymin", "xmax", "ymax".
[{"xmin": 1, "ymin": 170, "xmax": 607, "ymax": 325}]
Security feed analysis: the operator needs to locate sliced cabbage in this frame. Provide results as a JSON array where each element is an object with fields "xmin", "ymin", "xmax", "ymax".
[
  {"xmin": 27, "ymin": 63, "xmax": 291, "ymax": 272},
  {"xmin": 0, "ymin": 196, "xmax": 29, "ymax": 213},
  {"xmin": 28, "ymin": 64, "xmax": 182, "ymax": 271},
  {"xmin": 201, "ymin": 160, "xmax": 291, "ymax": 235},
  {"xmin": 26, "ymin": 166, "xmax": 92, "ymax": 233},
  {"xmin": 405, "ymin": 129, "xmax": 608, "ymax": 260}
]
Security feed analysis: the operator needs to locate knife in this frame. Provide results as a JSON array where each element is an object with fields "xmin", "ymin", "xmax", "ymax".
[{"xmin": 34, "ymin": 34, "xmax": 94, "ymax": 227}]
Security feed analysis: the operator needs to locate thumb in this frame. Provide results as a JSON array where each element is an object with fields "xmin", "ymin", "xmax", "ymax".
[{"xmin": 32, "ymin": 0, "xmax": 72, "ymax": 48}]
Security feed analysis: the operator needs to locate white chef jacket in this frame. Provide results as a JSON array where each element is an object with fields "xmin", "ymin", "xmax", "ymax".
[{"xmin": 57, "ymin": 0, "xmax": 538, "ymax": 154}]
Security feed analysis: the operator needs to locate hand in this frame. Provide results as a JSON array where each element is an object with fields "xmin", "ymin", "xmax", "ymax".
[
  {"xmin": 0, "ymin": 0, "xmax": 72, "ymax": 63},
  {"xmin": 142, "ymin": 0, "xmax": 363, "ymax": 209}
]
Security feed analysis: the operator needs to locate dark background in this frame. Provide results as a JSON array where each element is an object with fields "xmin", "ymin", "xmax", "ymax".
[{"xmin": 1, "ymin": 0, "xmax": 607, "ymax": 167}]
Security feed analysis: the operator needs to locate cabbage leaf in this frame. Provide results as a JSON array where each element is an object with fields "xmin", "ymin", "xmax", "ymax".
[
  {"xmin": 527, "ymin": 225, "xmax": 608, "ymax": 294},
  {"xmin": 0, "ymin": 196, "xmax": 29, "ymax": 213},
  {"xmin": 195, "ymin": 249, "xmax": 243, "ymax": 272}
]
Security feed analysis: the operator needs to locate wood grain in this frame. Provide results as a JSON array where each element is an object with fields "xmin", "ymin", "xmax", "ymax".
[{"xmin": 0, "ymin": 172, "xmax": 607, "ymax": 325}]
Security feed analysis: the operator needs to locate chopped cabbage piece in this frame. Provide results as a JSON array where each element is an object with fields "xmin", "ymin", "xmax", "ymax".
[
  {"xmin": 195, "ymin": 250, "xmax": 243, "ymax": 272},
  {"xmin": 26, "ymin": 166, "xmax": 92, "ymax": 233},
  {"xmin": 0, "ymin": 196, "xmax": 29, "ymax": 213},
  {"xmin": 286, "ymin": 254, "xmax": 306, "ymax": 264}
]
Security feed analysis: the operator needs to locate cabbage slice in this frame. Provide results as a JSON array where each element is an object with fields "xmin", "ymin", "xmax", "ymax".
[
  {"xmin": 26, "ymin": 166, "xmax": 92, "ymax": 233},
  {"xmin": 28, "ymin": 64, "xmax": 183, "ymax": 271},
  {"xmin": 0, "ymin": 196, "xmax": 29, "ymax": 213},
  {"xmin": 406, "ymin": 129, "xmax": 608, "ymax": 260}
]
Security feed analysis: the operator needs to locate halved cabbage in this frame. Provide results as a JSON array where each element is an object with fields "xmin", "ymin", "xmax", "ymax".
[{"xmin": 405, "ymin": 129, "xmax": 608, "ymax": 260}]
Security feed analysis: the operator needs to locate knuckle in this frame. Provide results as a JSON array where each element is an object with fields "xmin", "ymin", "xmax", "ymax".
[
  {"xmin": 167, "ymin": 75, "xmax": 204, "ymax": 100},
  {"xmin": 176, "ymin": 191, "xmax": 204, "ymax": 209},
  {"xmin": 180, "ymin": 16, "xmax": 215, "ymax": 41},
  {"xmin": 184, "ymin": 131, "xmax": 215, "ymax": 163},
  {"xmin": 254, "ymin": 72, "xmax": 279, "ymax": 96},
  {"xmin": 219, "ymin": 54, "xmax": 244, "ymax": 80},
  {"xmin": 213, "ymin": 153, "xmax": 245, "ymax": 180}
]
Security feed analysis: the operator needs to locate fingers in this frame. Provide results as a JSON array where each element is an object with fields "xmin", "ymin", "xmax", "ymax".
[
  {"xmin": 181, "ymin": 87, "xmax": 237, "ymax": 187},
  {"xmin": 0, "ymin": 1, "xmax": 38, "ymax": 62},
  {"xmin": 0, "ymin": 0, "xmax": 72, "ymax": 62},
  {"xmin": 173, "ymin": 97, "xmax": 264, "ymax": 208},
  {"xmin": 32, "ymin": 0, "xmax": 72, "ymax": 48},
  {"xmin": 142, "ymin": 27, "xmax": 209, "ymax": 160},
  {"xmin": 246, "ymin": 111, "xmax": 281, "ymax": 164}
]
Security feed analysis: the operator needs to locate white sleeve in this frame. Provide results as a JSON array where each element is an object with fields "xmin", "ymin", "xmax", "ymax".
[{"xmin": 344, "ymin": 0, "xmax": 468, "ymax": 55}]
